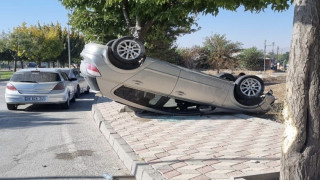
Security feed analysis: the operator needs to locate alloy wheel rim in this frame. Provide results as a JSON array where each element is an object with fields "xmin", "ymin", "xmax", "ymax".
[
  {"xmin": 240, "ymin": 78, "xmax": 262, "ymax": 96},
  {"xmin": 116, "ymin": 40, "xmax": 141, "ymax": 60}
]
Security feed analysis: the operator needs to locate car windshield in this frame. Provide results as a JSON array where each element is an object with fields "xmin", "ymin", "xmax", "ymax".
[{"xmin": 10, "ymin": 71, "xmax": 61, "ymax": 82}]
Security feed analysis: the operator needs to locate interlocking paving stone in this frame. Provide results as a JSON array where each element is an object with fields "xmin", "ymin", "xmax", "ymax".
[
  {"xmin": 95, "ymin": 98, "xmax": 283, "ymax": 180},
  {"xmin": 163, "ymin": 170, "xmax": 181, "ymax": 179}
]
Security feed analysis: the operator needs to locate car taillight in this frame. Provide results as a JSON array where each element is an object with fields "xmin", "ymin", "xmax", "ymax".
[
  {"xmin": 53, "ymin": 83, "xmax": 65, "ymax": 90},
  {"xmin": 6, "ymin": 83, "xmax": 17, "ymax": 91},
  {"xmin": 86, "ymin": 64, "xmax": 101, "ymax": 77}
]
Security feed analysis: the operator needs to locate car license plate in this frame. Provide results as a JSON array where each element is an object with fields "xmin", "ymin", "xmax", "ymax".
[{"xmin": 25, "ymin": 96, "xmax": 46, "ymax": 102}]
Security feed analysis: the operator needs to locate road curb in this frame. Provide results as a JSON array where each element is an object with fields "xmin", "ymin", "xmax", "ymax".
[{"xmin": 91, "ymin": 96, "xmax": 163, "ymax": 180}]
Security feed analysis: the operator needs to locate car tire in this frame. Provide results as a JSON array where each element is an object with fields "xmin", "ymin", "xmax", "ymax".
[
  {"xmin": 84, "ymin": 86, "xmax": 90, "ymax": 94},
  {"xmin": 62, "ymin": 95, "xmax": 70, "ymax": 109},
  {"xmin": 235, "ymin": 75, "xmax": 264, "ymax": 100},
  {"xmin": 106, "ymin": 39, "xmax": 116, "ymax": 47},
  {"xmin": 216, "ymin": 73, "xmax": 236, "ymax": 81},
  {"xmin": 75, "ymin": 85, "xmax": 80, "ymax": 98},
  {"xmin": 111, "ymin": 36, "xmax": 146, "ymax": 65},
  {"xmin": 7, "ymin": 104, "xmax": 17, "ymax": 110},
  {"xmin": 70, "ymin": 94, "xmax": 76, "ymax": 103}
]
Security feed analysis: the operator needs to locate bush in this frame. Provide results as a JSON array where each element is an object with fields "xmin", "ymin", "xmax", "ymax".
[{"xmin": 239, "ymin": 47, "xmax": 264, "ymax": 70}]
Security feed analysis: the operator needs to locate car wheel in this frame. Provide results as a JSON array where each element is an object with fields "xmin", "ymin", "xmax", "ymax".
[
  {"xmin": 75, "ymin": 85, "xmax": 80, "ymax": 98},
  {"xmin": 7, "ymin": 104, "xmax": 17, "ymax": 110},
  {"xmin": 84, "ymin": 86, "xmax": 90, "ymax": 94},
  {"xmin": 112, "ymin": 36, "xmax": 145, "ymax": 65},
  {"xmin": 106, "ymin": 39, "xmax": 116, "ymax": 47},
  {"xmin": 235, "ymin": 75, "xmax": 264, "ymax": 99},
  {"xmin": 70, "ymin": 94, "xmax": 76, "ymax": 103},
  {"xmin": 62, "ymin": 95, "xmax": 70, "ymax": 109},
  {"xmin": 216, "ymin": 73, "xmax": 236, "ymax": 81}
]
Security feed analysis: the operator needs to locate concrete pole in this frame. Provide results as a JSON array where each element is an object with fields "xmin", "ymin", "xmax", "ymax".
[
  {"xmin": 67, "ymin": 14, "xmax": 71, "ymax": 68},
  {"xmin": 264, "ymin": 40, "xmax": 266, "ymax": 73}
]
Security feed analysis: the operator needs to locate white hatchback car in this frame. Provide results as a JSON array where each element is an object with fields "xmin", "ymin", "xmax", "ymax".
[{"xmin": 5, "ymin": 68, "xmax": 77, "ymax": 110}]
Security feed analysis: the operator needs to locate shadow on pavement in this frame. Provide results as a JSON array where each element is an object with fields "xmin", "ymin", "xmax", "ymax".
[{"xmin": 0, "ymin": 110, "xmax": 76, "ymax": 129}]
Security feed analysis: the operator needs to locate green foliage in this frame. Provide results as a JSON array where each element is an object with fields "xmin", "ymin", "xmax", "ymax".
[
  {"xmin": 0, "ymin": 71, "xmax": 14, "ymax": 80},
  {"xmin": 278, "ymin": 51, "xmax": 289, "ymax": 64},
  {"xmin": 0, "ymin": 22, "xmax": 85, "ymax": 68},
  {"xmin": 57, "ymin": 28, "xmax": 85, "ymax": 67},
  {"xmin": 238, "ymin": 47, "xmax": 264, "ymax": 69},
  {"xmin": 203, "ymin": 34, "xmax": 242, "ymax": 72},
  {"xmin": 23, "ymin": 23, "xmax": 64, "ymax": 65},
  {"xmin": 177, "ymin": 46, "xmax": 209, "ymax": 69},
  {"xmin": 0, "ymin": 49, "xmax": 13, "ymax": 61}
]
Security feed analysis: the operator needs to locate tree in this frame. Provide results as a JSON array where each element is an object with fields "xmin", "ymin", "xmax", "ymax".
[
  {"xmin": 61, "ymin": 0, "xmax": 291, "ymax": 59},
  {"xmin": 0, "ymin": 32, "xmax": 13, "ymax": 70},
  {"xmin": 278, "ymin": 51, "xmax": 289, "ymax": 65},
  {"xmin": 60, "ymin": 0, "xmax": 200, "ymax": 60},
  {"xmin": 22, "ymin": 23, "xmax": 64, "ymax": 67},
  {"xmin": 203, "ymin": 34, "xmax": 242, "ymax": 73},
  {"xmin": 239, "ymin": 47, "xmax": 264, "ymax": 70},
  {"xmin": 280, "ymin": 0, "xmax": 320, "ymax": 179},
  {"xmin": 56, "ymin": 28, "xmax": 85, "ymax": 67},
  {"xmin": 60, "ymin": 0, "xmax": 199, "ymax": 41},
  {"xmin": 177, "ymin": 46, "xmax": 209, "ymax": 69},
  {"xmin": 0, "ymin": 26, "xmax": 31, "ymax": 72}
]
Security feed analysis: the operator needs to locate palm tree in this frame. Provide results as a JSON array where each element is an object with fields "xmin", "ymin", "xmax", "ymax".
[{"xmin": 203, "ymin": 34, "xmax": 242, "ymax": 73}]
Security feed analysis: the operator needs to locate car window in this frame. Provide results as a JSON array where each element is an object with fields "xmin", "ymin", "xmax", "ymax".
[
  {"xmin": 73, "ymin": 70, "xmax": 80, "ymax": 78},
  {"xmin": 60, "ymin": 69, "xmax": 73, "ymax": 78},
  {"xmin": 114, "ymin": 86, "xmax": 176, "ymax": 109},
  {"xmin": 114, "ymin": 86, "xmax": 206, "ymax": 114},
  {"xmin": 61, "ymin": 72, "xmax": 69, "ymax": 81},
  {"xmin": 11, "ymin": 71, "xmax": 61, "ymax": 82}
]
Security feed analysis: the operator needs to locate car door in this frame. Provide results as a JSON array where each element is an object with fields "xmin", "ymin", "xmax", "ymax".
[
  {"xmin": 75, "ymin": 70, "xmax": 87, "ymax": 91},
  {"xmin": 123, "ymin": 61, "xmax": 180, "ymax": 95},
  {"xmin": 171, "ymin": 69, "xmax": 229, "ymax": 106},
  {"xmin": 61, "ymin": 72, "xmax": 75, "ymax": 97}
]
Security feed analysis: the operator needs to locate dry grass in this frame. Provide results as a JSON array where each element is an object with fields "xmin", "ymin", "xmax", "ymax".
[{"xmin": 258, "ymin": 75, "xmax": 286, "ymax": 123}]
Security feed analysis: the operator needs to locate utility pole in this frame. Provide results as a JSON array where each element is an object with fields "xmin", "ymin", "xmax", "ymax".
[
  {"xmin": 277, "ymin": 46, "xmax": 279, "ymax": 61},
  {"xmin": 264, "ymin": 40, "xmax": 266, "ymax": 72},
  {"xmin": 67, "ymin": 12, "xmax": 71, "ymax": 68}
]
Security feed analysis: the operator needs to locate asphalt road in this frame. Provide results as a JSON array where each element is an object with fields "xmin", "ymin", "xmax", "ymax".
[{"xmin": 0, "ymin": 81, "xmax": 134, "ymax": 180}]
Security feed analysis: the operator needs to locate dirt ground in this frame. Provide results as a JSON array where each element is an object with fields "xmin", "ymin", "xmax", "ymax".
[
  {"xmin": 258, "ymin": 74, "xmax": 286, "ymax": 122},
  {"xmin": 203, "ymin": 69, "xmax": 286, "ymax": 123}
]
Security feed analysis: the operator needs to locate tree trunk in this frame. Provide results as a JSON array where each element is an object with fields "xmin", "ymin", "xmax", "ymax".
[
  {"xmin": 7, "ymin": 60, "xmax": 10, "ymax": 70},
  {"xmin": 281, "ymin": 0, "xmax": 320, "ymax": 179},
  {"xmin": 13, "ymin": 58, "xmax": 17, "ymax": 72},
  {"xmin": 20, "ymin": 60, "xmax": 24, "ymax": 69}
]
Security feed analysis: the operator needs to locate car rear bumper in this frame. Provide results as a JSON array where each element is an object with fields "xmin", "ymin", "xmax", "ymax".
[
  {"xmin": 80, "ymin": 61, "xmax": 100, "ymax": 91},
  {"xmin": 5, "ymin": 92, "xmax": 68, "ymax": 105}
]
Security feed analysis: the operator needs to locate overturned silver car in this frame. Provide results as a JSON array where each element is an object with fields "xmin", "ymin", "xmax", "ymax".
[{"xmin": 80, "ymin": 36, "xmax": 275, "ymax": 114}]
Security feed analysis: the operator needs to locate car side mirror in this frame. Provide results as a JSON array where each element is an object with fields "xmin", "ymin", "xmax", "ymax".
[{"xmin": 69, "ymin": 78, "xmax": 77, "ymax": 81}]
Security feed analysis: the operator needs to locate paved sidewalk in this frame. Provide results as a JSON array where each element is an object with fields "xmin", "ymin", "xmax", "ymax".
[{"xmin": 92, "ymin": 96, "xmax": 283, "ymax": 180}]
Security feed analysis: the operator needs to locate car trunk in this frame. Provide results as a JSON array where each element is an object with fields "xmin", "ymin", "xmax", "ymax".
[{"xmin": 12, "ymin": 82, "xmax": 59, "ymax": 94}]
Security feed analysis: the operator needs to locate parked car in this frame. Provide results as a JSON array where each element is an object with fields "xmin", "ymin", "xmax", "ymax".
[
  {"xmin": 5, "ymin": 68, "xmax": 77, "ymax": 110},
  {"xmin": 80, "ymin": 36, "xmax": 275, "ymax": 115},
  {"xmin": 55, "ymin": 68, "xmax": 90, "ymax": 98}
]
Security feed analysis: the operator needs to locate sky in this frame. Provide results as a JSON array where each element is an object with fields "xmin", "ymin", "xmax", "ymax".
[{"xmin": 0, "ymin": 0, "xmax": 294, "ymax": 53}]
